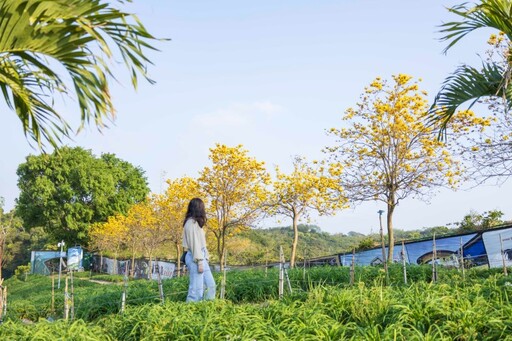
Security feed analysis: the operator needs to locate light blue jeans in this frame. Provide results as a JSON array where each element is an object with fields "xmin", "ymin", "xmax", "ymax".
[{"xmin": 185, "ymin": 249, "xmax": 216, "ymax": 302}]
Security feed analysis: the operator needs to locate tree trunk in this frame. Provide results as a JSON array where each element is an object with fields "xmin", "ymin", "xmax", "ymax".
[
  {"xmin": 130, "ymin": 248, "xmax": 136, "ymax": 278},
  {"xmin": 290, "ymin": 213, "xmax": 300, "ymax": 269},
  {"xmin": 0, "ymin": 237, "xmax": 5, "ymax": 279},
  {"xmin": 219, "ymin": 228, "xmax": 226, "ymax": 271},
  {"xmin": 176, "ymin": 243, "xmax": 181, "ymax": 277},
  {"xmin": 100, "ymin": 253, "xmax": 103, "ymax": 273},
  {"xmin": 148, "ymin": 254, "xmax": 152, "ymax": 280},
  {"xmin": 387, "ymin": 203, "xmax": 395, "ymax": 263},
  {"xmin": 113, "ymin": 252, "xmax": 118, "ymax": 275}
]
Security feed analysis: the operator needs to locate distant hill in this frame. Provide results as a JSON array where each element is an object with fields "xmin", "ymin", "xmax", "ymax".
[
  {"xmin": 224, "ymin": 224, "xmax": 366, "ymax": 265},
  {"xmin": 225, "ymin": 220, "xmax": 512, "ymax": 265}
]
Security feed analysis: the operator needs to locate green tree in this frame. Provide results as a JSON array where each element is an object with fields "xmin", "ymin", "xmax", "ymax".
[
  {"xmin": 16, "ymin": 146, "xmax": 149, "ymax": 245},
  {"xmin": 0, "ymin": 0, "xmax": 159, "ymax": 148},
  {"xmin": 0, "ymin": 199, "xmax": 48, "ymax": 279},
  {"xmin": 458, "ymin": 210, "xmax": 483, "ymax": 231},
  {"xmin": 457, "ymin": 209, "xmax": 505, "ymax": 231},
  {"xmin": 419, "ymin": 226, "xmax": 451, "ymax": 238},
  {"xmin": 482, "ymin": 209, "xmax": 505, "ymax": 228},
  {"xmin": 356, "ymin": 236, "xmax": 378, "ymax": 251}
]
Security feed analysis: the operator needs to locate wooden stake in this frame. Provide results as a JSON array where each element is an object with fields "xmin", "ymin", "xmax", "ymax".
[
  {"xmin": 460, "ymin": 237, "xmax": 465, "ymax": 281},
  {"xmin": 70, "ymin": 270, "xmax": 75, "ymax": 320},
  {"xmin": 401, "ymin": 240, "xmax": 407, "ymax": 285},
  {"xmin": 156, "ymin": 261, "xmax": 165, "ymax": 304},
  {"xmin": 64, "ymin": 277, "xmax": 69, "ymax": 320},
  {"xmin": 303, "ymin": 249, "xmax": 306, "ymax": 283},
  {"xmin": 279, "ymin": 246, "xmax": 284, "ymax": 299},
  {"xmin": 350, "ymin": 249, "xmax": 355, "ymax": 286},
  {"xmin": 220, "ymin": 249, "xmax": 227, "ymax": 299},
  {"xmin": 284, "ymin": 265, "xmax": 292, "ymax": 294},
  {"xmin": 500, "ymin": 234, "xmax": 508, "ymax": 276},
  {"xmin": 51, "ymin": 273, "xmax": 55, "ymax": 316},
  {"xmin": 0, "ymin": 279, "xmax": 3, "ymax": 319},
  {"xmin": 121, "ymin": 264, "xmax": 128, "ymax": 313},
  {"xmin": 432, "ymin": 233, "xmax": 437, "ymax": 283},
  {"xmin": 2, "ymin": 286, "xmax": 6, "ymax": 319}
]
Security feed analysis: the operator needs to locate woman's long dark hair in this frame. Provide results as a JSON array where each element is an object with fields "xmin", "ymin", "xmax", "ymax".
[{"xmin": 183, "ymin": 197, "xmax": 206, "ymax": 228}]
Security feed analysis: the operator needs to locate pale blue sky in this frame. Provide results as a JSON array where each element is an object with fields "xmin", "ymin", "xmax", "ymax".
[{"xmin": 1, "ymin": 0, "xmax": 510, "ymax": 234}]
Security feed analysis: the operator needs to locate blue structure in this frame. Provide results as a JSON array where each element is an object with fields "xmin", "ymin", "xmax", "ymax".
[{"xmin": 338, "ymin": 224, "xmax": 512, "ymax": 269}]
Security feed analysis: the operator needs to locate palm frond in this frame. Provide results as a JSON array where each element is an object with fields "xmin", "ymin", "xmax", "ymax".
[
  {"xmin": 428, "ymin": 62, "xmax": 512, "ymax": 130},
  {"xmin": 441, "ymin": 0, "xmax": 512, "ymax": 53},
  {"xmin": 0, "ymin": 0, "xmax": 161, "ymax": 148},
  {"xmin": 0, "ymin": 56, "xmax": 69, "ymax": 147}
]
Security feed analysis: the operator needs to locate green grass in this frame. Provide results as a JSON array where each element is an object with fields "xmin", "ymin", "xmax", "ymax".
[{"xmin": 3, "ymin": 265, "xmax": 512, "ymax": 340}]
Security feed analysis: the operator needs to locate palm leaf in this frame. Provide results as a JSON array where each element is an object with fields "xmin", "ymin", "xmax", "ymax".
[
  {"xmin": 0, "ymin": 0, "xmax": 161, "ymax": 148},
  {"xmin": 428, "ymin": 62, "xmax": 512, "ymax": 131},
  {"xmin": 428, "ymin": 63, "xmax": 512, "ymax": 131},
  {"xmin": 441, "ymin": 0, "xmax": 512, "ymax": 53}
]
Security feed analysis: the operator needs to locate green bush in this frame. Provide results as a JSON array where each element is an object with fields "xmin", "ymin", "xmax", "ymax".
[{"xmin": 14, "ymin": 263, "xmax": 31, "ymax": 281}]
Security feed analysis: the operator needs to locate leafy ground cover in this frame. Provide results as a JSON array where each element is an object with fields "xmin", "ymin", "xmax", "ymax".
[{"xmin": 2, "ymin": 265, "xmax": 512, "ymax": 340}]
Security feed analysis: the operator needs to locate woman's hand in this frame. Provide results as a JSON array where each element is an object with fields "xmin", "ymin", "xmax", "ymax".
[{"xmin": 197, "ymin": 260, "xmax": 204, "ymax": 273}]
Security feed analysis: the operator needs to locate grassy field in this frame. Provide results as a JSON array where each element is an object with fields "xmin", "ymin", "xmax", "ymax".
[{"xmin": 2, "ymin": 265, "xmax": 512, "ymax": 340}]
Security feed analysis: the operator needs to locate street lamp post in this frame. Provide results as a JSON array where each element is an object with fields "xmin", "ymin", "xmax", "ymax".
[
  {"xmin": 57, "ymin": 240, "xmax": 65, "ymax": 289},
  {"xmin": 378, "ymin": 210, "xmax": 389, "ymax": 284}
]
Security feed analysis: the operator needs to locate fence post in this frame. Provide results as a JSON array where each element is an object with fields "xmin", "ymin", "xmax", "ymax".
[
  {"xmin": 460, "ymin": 237, "xmax": 465, "ymax": 281},
  {"xmin": 156, "ymin": 261, "xmax": 165, "ymax": 304},
  {"xmin": 121, "ymin": 265, "xmax": 128, "ymax": 313},
  {"xmin": 432, "ymin": 233, "xmax": 437, "ymax": 283},
  {"xmin": 0, "ymin": 279, "xmax": 3, "ymax": 320},
  {"xmin": 70, "ymin": 269, "xmax": 75, "ymax": 320},
  {"xmin": 279, "ymin": 246, "xmax": 284, "ymax": 299},
  {"xmin": 303, "ymin": 249, "xmax": 306, "ymax": 283},
  {"xmin": 220, "ymin": 249, "xmax": 227, "ymax": 299},
  {"xmin": 1, "ymin": 286, "xmax": 6, "ymax": 319},
  {"xmin": 500, "ymin": 233, "xmax": 508, "ymax": 276},
  {"xmin": 51, "ymin": 273, "xmax": 55, "ymax": 316},
  {"xmin": 401, "ymin": 240, "xmax": 407, "ymax": 285},
  {"xmin": 284, "ymin": 266, "xmax": 292, "ymax": 294},
  {"xmin": 279, "ymin": 246, "xmax": 292, "ymax": 294},
  {"xmin": 350, "ymin": 249, "xmax": 355, "ymax": 286},
  {"xmin": 64, "ymin": 277, "xmax": 69, "ymax": 320}
]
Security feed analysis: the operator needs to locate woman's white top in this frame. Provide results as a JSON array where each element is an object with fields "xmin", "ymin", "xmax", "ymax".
[{"xmin": 182, "ymin": 218, "xmax": 209, "ymax": 262}]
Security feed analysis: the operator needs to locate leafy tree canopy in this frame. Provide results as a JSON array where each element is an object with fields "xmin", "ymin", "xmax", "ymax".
[{"xmin": 16, "ymin": 146, "xmax": 149, "ymax": 245}]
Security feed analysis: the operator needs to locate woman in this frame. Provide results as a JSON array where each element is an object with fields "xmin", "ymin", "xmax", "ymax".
[{"xmin": 182, "ymin": 198, "xmax": 216, "ymax": 302}]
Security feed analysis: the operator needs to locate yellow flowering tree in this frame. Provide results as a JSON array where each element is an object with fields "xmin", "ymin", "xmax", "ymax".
[
  {"xmin": 124, "ymin": 202, "xmax": 152, "ymax": 277},
  {"xmin": 271, "ymin": 156, "xmax": 346, "ymax": 268},
  {"xmin": 199, "ymin": 144, "xmax": 270, "ymax": 269},
  {"xmin": 89, "ymin": 214, "xmax": 128, "ymax": 273},
  {"xmin": 325, "ymin": 74, "xmax": 486, "ymax": 261},
  {"xmin": 136, "ymin": 197, "xmax": 172, "ymax": 278},
  {"xmin": 158, "ymin": 177, "xmax": 202, "ymax": 274}
]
